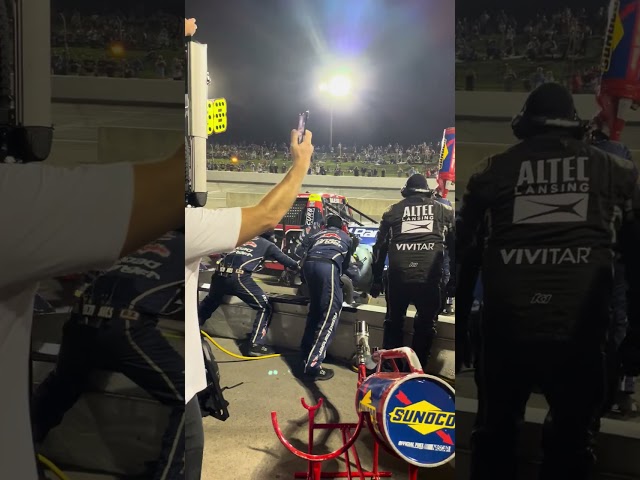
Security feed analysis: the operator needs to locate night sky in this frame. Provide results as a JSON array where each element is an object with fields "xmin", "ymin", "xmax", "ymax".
[{"xmin": 186, "ymin": 0, "xmax": 454, "ymax": 146}]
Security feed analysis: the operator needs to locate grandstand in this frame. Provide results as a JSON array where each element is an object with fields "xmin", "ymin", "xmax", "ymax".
[
  {"xmin": 455, "ymin": 6, "xmax": 607, "ymax": 92},
  {"xmin": 51, "ymin": 10, "xmax": 182, "ymax": 79},
  {"xmin": 206, "ymin": 143, "xmax": 443, "ymax": 178}
]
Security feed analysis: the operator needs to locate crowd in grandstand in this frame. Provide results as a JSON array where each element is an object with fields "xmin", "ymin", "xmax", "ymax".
[
  {"xmin": 51, "ymin": 11, "xmax": 183, "ymax": 79},
  {"xmin": 456, "ymin": 7, "xmax": 607, "ymax": 92},
  {"xmin": 207, "ymin": 142, "xmax": 442, "ymax": 177}
]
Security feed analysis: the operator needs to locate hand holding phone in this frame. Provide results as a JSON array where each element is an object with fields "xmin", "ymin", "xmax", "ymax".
[
  {"xmin": 297, "ymin": 110, "xmax": 310, "ymax": 144},
  {"xmin": 290, "ymin": 128, "xmax": 313, "ymax": 172}
]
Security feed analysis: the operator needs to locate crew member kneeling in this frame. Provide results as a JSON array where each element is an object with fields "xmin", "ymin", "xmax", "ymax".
[
  {"xmin": 198, "ymin": 230, "xmax": 299, "ymax": 356},
  {"xmin": 32, "ymin": 230, "xmax": 185, "ymax": 480},
  {"xmin": 296, "ymin": 215, "xmax": 355, "ymax": 380}
]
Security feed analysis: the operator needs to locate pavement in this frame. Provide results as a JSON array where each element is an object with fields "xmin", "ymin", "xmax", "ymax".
[
  {"xmin": 201, "ymin": 337, "xmax": 455, "ymax": 480},
  {"xmin": 455, "ymin": 368, "xmax": 640, "ymax": 480},
  {"xmin": 199, "ymin": 272, "xmax": 454, "ymax": 479}
]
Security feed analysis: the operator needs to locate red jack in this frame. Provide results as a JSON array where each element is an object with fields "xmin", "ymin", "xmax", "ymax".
[{"xmin": 271, "ymin": 346, "xmax": 446, "ymax": 480}]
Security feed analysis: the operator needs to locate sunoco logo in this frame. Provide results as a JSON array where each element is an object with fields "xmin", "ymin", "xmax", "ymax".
[
  {"xmin": 389, "ymin": 401, "xmax": 455, "ymax": 436},
  {"xmin": 360, "ymin": 389, "xmax": 454, "ymax": 444}
]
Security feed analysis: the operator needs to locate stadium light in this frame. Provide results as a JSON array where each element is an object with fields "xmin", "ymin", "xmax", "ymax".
[
  {"xmin": 319, "ymin": 74, "xmax": 353, "ymax": 147},
  {"xmin": 320, "ymin": 74, "xmax": 352, "ymax": 98}
]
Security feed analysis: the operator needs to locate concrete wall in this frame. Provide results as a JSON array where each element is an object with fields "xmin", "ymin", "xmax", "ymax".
[
  {"xmin": 206, "ymin": 171, "xmax": 456, "ymax": 211},
  {"xmin": 456, "ymin": 91, "xmax": 640, "ymax": 125},
  {"xmin": 98, "ymin": 127, "xmax": 182, "ymax": 164},
  {"xmin": 52, "ymin": 75, "xmax": 183, "ymax": 105},
  {"xmin": 455, "ymin": 92, "xmax": 640, "ymax": 192},
  {"xmin": 47, "ymin": 103, "xmax": 182, "ymax": 166},
  {"xmin": 40, "ymin": 77, "xmax": 183, "ymax": 165}
]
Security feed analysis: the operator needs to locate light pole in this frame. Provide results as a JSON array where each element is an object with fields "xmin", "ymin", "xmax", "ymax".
[
  {"xmin": 329, "ymin": 102, "xmax": 334, "ymax": 148},
  {"xmin": 319, "ymin": 74, "xmax": 351, "ymax": 149}
]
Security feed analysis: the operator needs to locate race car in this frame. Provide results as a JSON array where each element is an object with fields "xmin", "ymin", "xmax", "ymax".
[
  {"xmin": 200, "ymin": 192, "xmax": 384, "ymax": 294},
  {"xmin": 261, "ymin": 192, "xmax": 383, "ymax": 291}
]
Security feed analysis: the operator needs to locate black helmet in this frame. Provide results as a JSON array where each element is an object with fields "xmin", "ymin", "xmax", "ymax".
[
  {"xmin": 511, "ymin": 83, "xmax": 587, "ymax": 140},
  {"xmin": 401, "ymin": 174, "xmax": 431, "ymax": 198},
  {"xmin": 325, "ymin": 214, "xmax": 343, "ymax": 229}
]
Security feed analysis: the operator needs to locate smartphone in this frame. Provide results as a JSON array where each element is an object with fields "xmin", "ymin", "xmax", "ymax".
[{"xmin": 297, "ymin": 110, "xmax": 309, "ymax": 144}]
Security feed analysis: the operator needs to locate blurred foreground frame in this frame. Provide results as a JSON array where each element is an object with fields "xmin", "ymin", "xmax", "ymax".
[
  {"xmin": 455, "ymin": 2, "xmax": 640, "ymax": 479},
  {"xmin": 25, "ymin": 0, "xmax": 185, "ymax": 478}
]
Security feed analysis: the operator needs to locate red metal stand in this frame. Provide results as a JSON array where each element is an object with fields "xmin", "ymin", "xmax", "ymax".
[
  {"xmin": 271, "ymin": 396, "xmax": 392, "ymax": 480},
  {"xmin": 271, "ymin": 357, "xmax": 421, "ymax": 479}
]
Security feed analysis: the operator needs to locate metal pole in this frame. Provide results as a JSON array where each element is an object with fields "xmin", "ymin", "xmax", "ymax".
[{"xmin": 329, "ymin": 104, "xmax": 333, "ymax": 148}]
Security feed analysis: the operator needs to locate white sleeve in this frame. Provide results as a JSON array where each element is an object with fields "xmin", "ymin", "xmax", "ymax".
[
  {"xmin": 185, "ymin": 207, "xmax": 241, "ymax": 262},
  {"xmin": 0, "ymin": 163, "xmax": 133, "ymax": 290}
]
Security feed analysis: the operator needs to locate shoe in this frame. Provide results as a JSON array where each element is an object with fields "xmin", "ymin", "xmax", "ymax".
[
  {"xmin": 613, "ymin": 392, "xmax": 639, "ymax": 416},
  {"xmin": 304, "ymin": 367, "xmax": 335, "ymax": 381},
  {"xmin": 248, "ymin": 344, "xmax": 276, "ymax": 357}
]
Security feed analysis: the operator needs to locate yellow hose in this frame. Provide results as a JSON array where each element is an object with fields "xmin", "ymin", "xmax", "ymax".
[
  {"xmin": 164, "ymin": 330, "xmax": 281, "ymax": 360},
  {"xmin": 37, "ymin": 454, "xmax": 70, "ymax": 480},
  {"xmin": 200, "ymin": 330, "xmax": 282, "ymax": 360}
]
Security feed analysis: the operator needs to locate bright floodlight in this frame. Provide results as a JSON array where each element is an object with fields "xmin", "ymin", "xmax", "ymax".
[{"xmin": 323, "ymin": 74, "xmax": 352, "ymax": 97}]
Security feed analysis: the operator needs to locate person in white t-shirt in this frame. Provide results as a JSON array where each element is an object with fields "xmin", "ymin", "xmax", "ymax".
[
  {"xmin": 184, "ymin": 128, "xmax": 313, "ymax": 480},
  {"xmin": 0, "ymin": 145, "xmax": 184, "ymax": 480}
]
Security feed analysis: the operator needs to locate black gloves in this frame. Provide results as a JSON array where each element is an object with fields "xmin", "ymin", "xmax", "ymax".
[
  {"xmin": 370, "ymin": 279, "xmax": 384, "ymax": 298},
  {"xmin": 445, "ymin": 278, "xmax": 456, "ymax": 298}
]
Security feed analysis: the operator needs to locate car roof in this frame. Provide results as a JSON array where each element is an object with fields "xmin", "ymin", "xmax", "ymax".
[{"xmin": 297, "ymin": 193, "xmax": 346, "ymax": 199}]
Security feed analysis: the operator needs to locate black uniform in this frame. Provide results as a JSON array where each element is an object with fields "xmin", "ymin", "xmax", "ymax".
[
  {"xmin": 32, "ymin": 230, "xmax": 185, "ymax": 480},
  {"xmin": 198, "ymin": 236, "xmax": 298, "ymax": 350},
  {"xmin": 457, "ymin": 132, "xmax": 639, "ymax": 480},
  {"xmin": 372, "ymin": 193, "xmax": 454, "ymax": 368},
  {"xmin": 435, "ymin": 195, "xmax": 455, "ymax": 313},
  {"xmin": 295, "ymin": 227, "xmax": 354, "ymax": 375},
  {"xmin": 593, "ymin": 137, "xmax": 639, "ymax": 411}
]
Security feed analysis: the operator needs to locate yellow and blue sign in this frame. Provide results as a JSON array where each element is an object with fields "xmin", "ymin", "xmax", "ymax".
[
  {"xmin": 356, "ymin": 373, "xmax": 455, "ymax": 467},
  {"xmin": 600, "ymin": 0, "xmax": 640, "ymax": 99},
  {"xmin": 437, "ymin": 127, "xmax": 455, "ymax": 183}
]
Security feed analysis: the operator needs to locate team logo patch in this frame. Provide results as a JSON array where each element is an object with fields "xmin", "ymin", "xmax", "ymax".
[
  {"xmin": 138, "ymin": 243, "xmax": 171, "ymax": 257},
  {"xmin": 401, "ymin": 219, "xmax": 433, "ymax": 234},
  {"xmin": 512, "ymin": 193, "xmax": 588, "ymax": 224},
  {"xmin": 323, "ymin": 233, "xmax": 341, "ymax": 239}
]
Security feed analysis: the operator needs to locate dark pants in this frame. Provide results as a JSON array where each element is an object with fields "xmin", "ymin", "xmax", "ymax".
[
  {"xmin": 185, "ymin": 396, "xmax": 204, "ymax": 480},
  {"xmin": 32, "ymin": 315, "xmax": 185, "ymax": 480},
  {"xmin": 301, "ymin": 260, "xmax": 343, "ymax": 373},
  {"xmin": 605, "ymin": 263, "xmax": 635, "ymax": 405},
  {"xmin": 471, "ymin": 336, "xmax": 605, "ymax": 480},
  {"xmin": 383, "ymin": 276, "xmax": 441, "ymax": 368},
  {"xmin": 199, "ymin": 273, "xmax": 272, "ymax": 345},
  {"xmin": 341, "ymin": 275, "xmax": 355, "ymax": 304},
  {"xmin": 442, "ymin": 250, "xmax": 450, "ymax": 286}
]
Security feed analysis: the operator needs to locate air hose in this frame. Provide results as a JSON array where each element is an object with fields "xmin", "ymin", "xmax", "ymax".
[
  {"xmin": 162, "ymin": 330, "xmax": 284, "ymax": 361},
  {"xmin": 200, "ymin": 330, "xmax": 283, "ymax": 360},
  {"xmin": 37, "ymin": 454, "xmax": 70, "ymax": 480}
]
